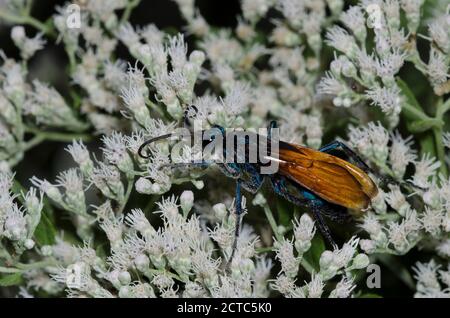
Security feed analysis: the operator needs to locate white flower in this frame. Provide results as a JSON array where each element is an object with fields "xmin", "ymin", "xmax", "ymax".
[
  {"xmin": 241, "ymin": 0, "xmax": 271, "ymax": 22},
  {"xmin": 125, "ymin": 208, "xmax": 154, "ymax": 237},
  {"xmin": 293, "ymin": 214, "xmax": 316, "ymax": 254},
  {"xmin": 428, "ymin": 15, "xmax": 450, "ymax": 53},
  {"xmin": 421, "ymin": 207, "xmax": 443, "ymax": 237},
  {"xmin": 410, "ymin": 154, "xmax": 441, "ymax": 188},
  {"xmin": 317, "ymin": 72, "xmax": 347, "ymax": 97},
  {"xmin": 3, "ymin": 203, "xmax": 27, "ymax": 241},
  {"xmin": 156, "ymin": 195, "xmax": 181, "ymax": 223},
  {"xmin": 436, "ymin": 239, "xmax": 450, "ymax": 258},
  {"xmin": 11, "ymin": 26, "xmax": 46, "ymax": 59},
  {"xmin": 325, "ymin": 26, "xmax": 357, "ymax": 57},
  {"xmin": 385, "ymin": 184, "xmax": 410, "ymax": 215},
  {"xmin": 100, "ymin": 216, "xmax": 124, "ymax": 247},
  {"xmin": 360, "ymin": 213, "xmax": 382, "ymax": 236},
  {"xmin": 413, "ymin": 260, "xmax": 441, "ymax": 291},
  {"xmin": 101, "ymin": 132, "xmax": 134, "ymax": 174},
  {"xmin": 274, "ymin": 238, "xmax": 299, "ymax": 278},
  {"xmin": 340, "ymin": 6, "xmax": 366, "ymax": 42},
  {"xmin": 389, "ymin": 132, "xmax": 417, "ymax": 179},
  {"xmin": 333, "ymin": 236, "xmax": 359, "ymax": 269},
  {"xmin": 271, "ymin": 274, "xmax": 296, "ymax": 296},
  {"xmin": 365, "ymin": 85, "xmax": 402, "ymax": 116},
  {"xmin": 117, "ymin": 23, "xmax": 140, "ymax": 50},
  {"xmin": 167, "ymin": 34, "xmax": 188, "ymax": 70},
  {"xmin": 375, "ymin": 50, "xmax": 406, "ymax": 80},
  {"xmin": 221, "ymin": 82, "xmax": 252, "ymax": 116},
  {"xmin": 428, "ymin": 49, "xmax": 449, "ymax": 87},
  {"xmin": 387, "ymin": 220, "xmax": 409, "ymax": 252},
  {"xmin": 329, "ymin": 277, "xmax": 355, "ymax": 298},
  {"xmin": 306, "ymin": 273, "xmax": 324, "ymax": 298},
  {"xmin": 90, "ymin": 163, "xmax": 124, "ymax": 201},
  {"xmin": 30, "ymin": 177, "xmax": 63, "ymax": 204}
]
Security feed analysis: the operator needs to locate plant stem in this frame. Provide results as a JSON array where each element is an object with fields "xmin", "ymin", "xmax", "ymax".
[
  {"xmin": 15, "ymin": 259, "xmax": 57, "ymax": 270},
  {"xmin": 25, "ymin": 128, "xmax": 93, "ymax": 143},
  {"xmin": 300, "ymin": 259, "xmax": 315, "ymax": 274},
  {"xmin": 433, "ymin": 99, "xmax": 449, "ymax": 177},
  {"xmin": 262, "ymin": 204, "xmax": 282, "ymax": 241},
  {"xmin": 120, "ymin": 0, "xmax": 141, "ymax": 25},
  {"xmin": 433, "ymin": 127, "xmax": 448, "ymax": 177},
  {"xmin": 22, "ymin": 135, "xmax": 45, "ymax": 152},
  {"xmin": 118, "ymin": 177, "xmax": 135, "ymax": 215},
  {"xmin": 0, "ymin": 10, "xmax": 55, "ymax": 37},
  {"xmin": 0, "ymin": 259, "xmax": 57, "ymax": 274},
  {"xmin": 0, "ymin": 266, "xmax": 21, "ymax": 274}
]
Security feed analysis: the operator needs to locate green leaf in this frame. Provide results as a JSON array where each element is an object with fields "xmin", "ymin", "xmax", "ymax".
[
  {"xmin": 419, "ymin": 132, "xmax": 437, "ymax": 158},
  {"xmin": 376, "ymin": 254, "xmax": 415, "ymax": 290},
  {"xmin": 0, "ymin": 273, "xmax": 23, "ymax": 287},
  {"xmin": 34, "ymin": 211, "xmax": 56, "ymax": 246},
  {"xmin": 276, "ymin": 198, "xmax": 292, "ymax": 227},
  {"xmin": 11, "ymin": 181, "xmax": 26, "ymax": 204},
  {"xmin": 302, "ymin": 234, "xmax": 325, "ymax": 272},
  {"xmin": 397, "ymin": 78, "xmax": 422, "ymax": 111}
]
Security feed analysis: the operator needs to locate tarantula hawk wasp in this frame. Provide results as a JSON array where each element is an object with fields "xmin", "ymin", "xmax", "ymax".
[{"xmin": 138, "ymin": 109, "xmax": 378, "ymax": 264}]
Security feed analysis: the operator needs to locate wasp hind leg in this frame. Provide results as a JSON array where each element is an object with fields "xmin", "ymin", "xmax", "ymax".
[
  {"xmin": 319, "ymin": 141, "xmax": 372, "ymax": 173},
  {"xmin": 270, "ymin": 175, "xmax": 339, "ymax": 249},
  {"xmin": 320, "ymin": 141, "xmax": 402, "ymax": 188}
]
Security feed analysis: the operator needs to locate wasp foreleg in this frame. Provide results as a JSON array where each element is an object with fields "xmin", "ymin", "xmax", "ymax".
[
  {"xmin": 227, "ymin": 179, "xmax": 244, "ymax": 268},
  {"xmin": 160, "ymin": 160, "xmax": 214, "ymax": 170}
]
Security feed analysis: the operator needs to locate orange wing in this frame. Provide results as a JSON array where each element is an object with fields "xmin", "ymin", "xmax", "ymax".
[{"xmin": 275, "ymin": 141, "xmax": 378, "ymax": 210}]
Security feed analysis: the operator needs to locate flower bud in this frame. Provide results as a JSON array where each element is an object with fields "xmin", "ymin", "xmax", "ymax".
[
  {"xmin": 135, "ymin": 177, "xmax": 154, "ymax": 194},
  {"xmin": 213, "ymin": 203, "xmax": 227, "ymax": 219},
  {"xmin": 180, "ymin": 190, "xmax": 194, "ymax": 215},
  {"xmin": 351, "ymin": 253, "xmax": 370, "ymax": 269},
  {"xmin": 24, "ymin": 239, "xmax": 35, "ymax": 250},
  {"xmin": 134, "ymin": 254, "xmax": 150, "ymax": 272},
  {"xmin": 118, "ymin": 271, "xmax": 131, "ymax": 285},
  {"xmin": 252, "ymin": 193, "xmax": 267, "ymax": 207}
]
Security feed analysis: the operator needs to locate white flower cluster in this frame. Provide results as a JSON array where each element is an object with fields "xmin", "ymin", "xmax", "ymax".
[
  {"xmin": 271, "ymin": 214, "xmax": 369, "ymax": 298},
  {"xmin": 413, "ymin": 260, "xmax": 450, "ymax": 297},
  {"xmin": 34, "ymin": 190, "xmax": 273, "ymax": 298},
  {"xmin": 0, "ymin": 172, "xmax": 43, "ymax": 254},
  {"xmin": 345, "ymin": 122, "xmax": 450, "ymax": 257},
  {"xmin": 318, "ymin": 0, "xmax": 450, "ymax": 127}
]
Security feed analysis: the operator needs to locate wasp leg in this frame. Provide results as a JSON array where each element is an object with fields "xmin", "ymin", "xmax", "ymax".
[
  {"xmin": 161, "ymin": 160, "xmax": 214, "ymax": 170},
  {"xmin": 267, "ymin": 121, "xmax": 277, "ymax": 140},
  {"xmin": 310, "ymin": 204, "xmax": 339, "ymax": 250},
  {"xmin": 217, "ymin": 163, "xmax": 242, "ymax": 178},
  {"xmin": 270, "ymin": 175, "xmax": 338, "ymax": 248},
  {"xmin": 227, "ymin": 179, "xmax": 244, "ymax": 268},
  {"xmin": 240, "ymin": 164, "xmax": 264, "ymax": 194}
]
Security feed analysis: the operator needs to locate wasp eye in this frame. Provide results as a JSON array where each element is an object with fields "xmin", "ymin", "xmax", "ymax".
[{"xmin": 210, "ymin": 135, "xmax": 215, "ymax": 141}]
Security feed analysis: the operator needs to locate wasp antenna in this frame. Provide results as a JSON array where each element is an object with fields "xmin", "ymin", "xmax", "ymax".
[{"xmin": 138, "ymin": 133, "xmax": 173, "ymax": 159}]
